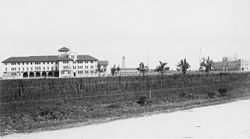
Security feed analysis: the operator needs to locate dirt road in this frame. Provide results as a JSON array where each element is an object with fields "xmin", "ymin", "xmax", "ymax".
[{"xmin": 3, "ymin": 99, "xmax": 250, "ymax": 139}]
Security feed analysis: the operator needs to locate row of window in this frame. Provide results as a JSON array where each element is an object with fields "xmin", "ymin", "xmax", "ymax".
[
  {"xmin": 7, "ymin": 60, "xmax": 96, "ymax": 66},
  {"xmin": 75, "ymin": 61, "xmax": 94, "ymax": 64},
  {"xmin": 78, "ymin": 70, "xmax": 95, "ymax": 74},
  {"xmin": 9, "ymin": 61, "xmax": 58, "ymax": 66},
  {"xmin": 63, "ymin": 61, "xmax": 95, "ymax": 64},
  {"xmin": 7, "ymin": 61, "xmax": 96, "ymax": 66},
  {"xmin": 9, "ymin": 67, "xmax": 58, "ymax": 71},
  {"xmin": 61, "ymin": 70, "xmax": 95, "ymax": 75},
  {"xmin": 242, "ymin": 63, "xmax": 249, "ymax": 66},
  {"xmin": 64, "ymin": 66, "xmax": 95, "ymax": 70}
]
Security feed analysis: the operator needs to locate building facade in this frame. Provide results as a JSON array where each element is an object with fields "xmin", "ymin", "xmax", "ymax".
[
  {"xmin": 212, "ymin": 57, "xmax": 250, "ymax": 72},
  {"xmin": 118, "ymin": 68, "xmax": 140, "ymax": 76},
  {"xmin": 2, "ymin": 47, "xmax": 108, "ymax": 79},
  {"xmin": 241, "ymin": 59, "xmax": 250, "ymax": 71}
]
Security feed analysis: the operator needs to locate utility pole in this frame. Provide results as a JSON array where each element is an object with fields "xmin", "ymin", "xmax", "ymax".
[
  {"xmin": 199, "ymin": 47, "xmax": 201, "ymax": 70},
  {"xmin": 147, "ymin": 52, "xmax": 149, "ymax": 69}
]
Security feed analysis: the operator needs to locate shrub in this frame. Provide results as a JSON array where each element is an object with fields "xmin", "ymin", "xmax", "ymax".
[
  {"xmin": 136, "ymin": 96, "xmax": 151, "ymax": 106},
  {"xmin": 38, "ymin": 108, "xmax": 65, "ymax": 120},
  {"xmin": 218, "ymin": 88, "xmax": 228, "ymax": 96}
]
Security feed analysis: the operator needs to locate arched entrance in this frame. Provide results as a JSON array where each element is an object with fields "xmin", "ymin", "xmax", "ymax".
[
  {"xmin": 23, "ymin": 72, "xmax": 28, "ymax": 78},
  {"xmin": 35, "ymin": 72, "xmax": 41, "ymax": 77},
  {"xmin": 54, "ymin": 71, "xmax": 59, "ymax": 77},
  {"xmin": 48, "ymin": 71, "xmax": 53, "ymax": 77},
  {"xmin": 29, "ymin": 72, "xmax": 34, "ymax": 77},
  {"xmin": 42, "ymin": 71, "xmax": 47, "ymax": 77}
]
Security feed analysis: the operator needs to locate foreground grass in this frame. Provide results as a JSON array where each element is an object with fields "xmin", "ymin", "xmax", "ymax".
[{"xmin": 1, "ymin": 84, "xmax": 250, "ymax": 136}]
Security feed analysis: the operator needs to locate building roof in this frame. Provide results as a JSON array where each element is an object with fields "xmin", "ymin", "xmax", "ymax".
[
  {"xmin": 98, "ymin": 60, "xmax": 109, "ymax": 66},
  {"xmin": 2, "ymin": 55, "xmax": 98, "ymax": 63},
  {"xmin": 77, "ymin": 55, "xmax": 98, "ymax": 61},
  {"xmin": 58, "ymin": 56, "xmax": 74, "ymax": 61},
  {"xmin": 58, "ymin": 47, "xmax": 70, "ymax": 52},
  {"xmin": 120, "ymin": 68, "xmax": 138, "ymax": 71},
  {"xmin": 2, "ymin": 56, "xmax": 60, "ymax": 63}
]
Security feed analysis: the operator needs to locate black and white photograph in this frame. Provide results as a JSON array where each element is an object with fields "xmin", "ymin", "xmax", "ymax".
[{"xmin": 0, "ymin": 0, "xmax": 250, "ymax": 138}]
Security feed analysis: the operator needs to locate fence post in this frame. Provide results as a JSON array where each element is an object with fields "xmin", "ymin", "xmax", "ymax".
[{"xmin": 148, "ymin": 89, "xmax": 152, "ymax": 100}]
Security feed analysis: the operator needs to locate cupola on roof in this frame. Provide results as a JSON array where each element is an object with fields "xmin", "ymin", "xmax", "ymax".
[{"xmin": 58, "ymin": 47, "xmax": 70, "ymax": 52}]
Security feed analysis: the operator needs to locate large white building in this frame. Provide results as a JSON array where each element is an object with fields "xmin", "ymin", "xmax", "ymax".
[
  {"xmin": 241, "ymin": 59, "xmax": 250, "ymax": 71},
  {"xmin": 2, "ymin": 47, "xmax": 108, "ymax": 79},
  {"xmin": 212, "ymin": 57, "xmax": 250, "ymax": 72}
]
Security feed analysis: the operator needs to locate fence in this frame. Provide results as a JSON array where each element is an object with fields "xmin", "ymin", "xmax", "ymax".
[{"xmin": 0, "ymin": 72, "xmax": 249, "ymax": 105}]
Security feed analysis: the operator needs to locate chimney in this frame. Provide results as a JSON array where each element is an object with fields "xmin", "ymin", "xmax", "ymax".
[{"xmin": 122, "ymin": 56, "xmax": 126, "ymax": 68}]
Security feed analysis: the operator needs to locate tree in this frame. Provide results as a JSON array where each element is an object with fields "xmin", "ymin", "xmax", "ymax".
[
  {"xmin": 96, "ymin": 63, "xmax": 106, "ymax": 76},
  {"xmin": 155, "ymin": 61, "xmax": 170, "ymax": 75},
  {"xmin": 136, "ymin": 62, "xmax": 148, "ymax": 76},
  {"xmin": 200, "ymin": 56, "xmax": 213, "ymax": 74},
  {"xmin": 177, "ymin": 58, "xmax": 190, "ymax": 74},
  {"xmin": 110, "ymin": 65, "xmax": 120, "ymax": 76}
]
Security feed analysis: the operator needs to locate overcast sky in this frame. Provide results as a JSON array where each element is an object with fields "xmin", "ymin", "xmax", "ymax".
[{"xmin": 0, "ymin": 0, "xmax": 250, "ymax": 76}]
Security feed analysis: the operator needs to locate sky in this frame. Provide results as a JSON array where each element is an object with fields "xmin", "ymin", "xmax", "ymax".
[{"xmin": 0, "ymin": 0, "xmax": 250, "ymax": 76}]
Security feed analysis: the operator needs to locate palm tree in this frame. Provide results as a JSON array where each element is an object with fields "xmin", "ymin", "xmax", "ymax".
[
  {"xmin": 177, "ymin": 58, "xmax": 190, "ymax": 74},
  {"xmin": 96, "ymin": 63, "xmax": 106, "ymax": 76},
  {"xmin": 136, "ymin": 62, "xmax": 148, "ymax": 76},
  {"xmin": 110, "ymin": 65, "xmax": 120, "ymax": 76},
  {"xmin": 200, "ymin": 56, "xmax": 213, "ymax": 74},
  {"xmin": 155, "ymin": 61, "xmax": 170, "ymax": 75}
]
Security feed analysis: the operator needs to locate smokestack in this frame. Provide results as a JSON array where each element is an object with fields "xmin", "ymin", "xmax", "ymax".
[{"xmin": 122, "ymin": 56, "xmax": 126, "ymax": 68}]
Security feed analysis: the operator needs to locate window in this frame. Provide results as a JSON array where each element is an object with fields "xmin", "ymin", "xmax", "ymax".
[
  {"xmin": 31, "ymin": 67, "xmax": 33, "ymax": 71},
  {"xmin": 35, "ymin": 67, "xmax": 41, "ymax": 71},
  {"xmin": 43, "ymin": 62, "xmax": 45, "ymax": 64},
  {"xmin": 85, "ymin": 61, "xmax": 88, "ymax": 64},
  {"xmin": 78, "ymin": 66, "xmax": 83, "ymax": 69},
  {"xmin": 22, "ymin": 62, "xmax": 24, "ymax": 65},
  {"xmin": 47, "ymin": 67, "xmax": 49, "ymax": 70},
  {"xmin": 85, "ymin": 71, "xmax": 88, "ymax": 74},
  {"xmin": 90, "ymin": 66, "xmax": 94, "ymax": 69},
  {"xmin": 55, "ymin": 67, "xmax": 58, "ymax": 71},
  {"xmin": 63, "ymin": 61, "xmax": 68, "ymax": 64},
  {"xmin": 18, "ymin": 67, "xmax": 20, "ymax": 71},
  {"xmin": 78, "ymin": 71, "xmax": 83, "ymax": 74},
  {"xmin": 11, "ymin": 63, "xmax": 16, "ymax": 65},
  {"xmin": 61, "ymin": 71, "xmax": 64, "ymax": 74},
  {"xmin": 17, "ymin": 62, "xmax": 20, "ymax": 65},
  {"xmin": 63, "ymin": 66, "xmax": 69, "ymax": 69},
  {"xmin": 51, "ymin": 62, "xmax": 54, "ymax": 64},
  {"xmin": 11, "ymin": 73, "xmax": 16, "ymax": 76},
  {"xmin": 35, "ymin": 62, "xmax": 41, "ymax": 65},
  {"xmin": 5, "ymin": 63, "xmax": 7, "ymax": 65},
  {"xmin": 47, "ymin": 62, "xmax": 49, "ymax": 64},
  {"xmin": 11, "ymin": 68, "xmax": 16, "ymax": 71},
  {"xmin": 91, "ymin": 70, "xmax": 94, "ymax": 74},
  {"xmin": 51, "ymin": 67, "xmax": 54, "ymax": 71},
  {"xmin": 23, "ymin": 67, "xmax": 24, "ymax": 71},
  {"xmin": 27, "ymin": 67, "xmax": 29, "ymax": 71},
  {"xmin": 5, "ymin": 67, "xmax": 7, "ymax": 72},
  {"xmin": 85, "ymin": 66, "xmax": 88, "ymax": 69},
  {"xmin": 90, "ymin": 61, "xmax": 94, "ymax": 63},
  {"xmin": 78, "ymin": 61, "xmax": 83, "ymax": 64}
]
